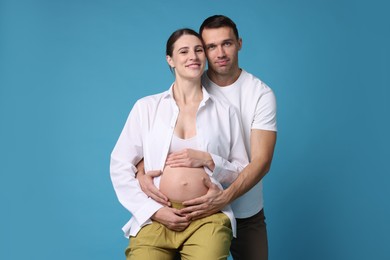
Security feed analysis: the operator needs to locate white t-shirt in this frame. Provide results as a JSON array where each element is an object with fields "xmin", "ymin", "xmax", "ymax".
[
  {"xmin": 202, "ymin": 70, "xmax": 277, "ymax": 218},
  {"xmin": 110, "ymin": 85, "xmax": 249, "ymax": 237}
]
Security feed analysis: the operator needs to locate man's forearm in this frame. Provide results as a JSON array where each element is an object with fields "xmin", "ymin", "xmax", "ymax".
[
  {"xmin": 223, "ymin": 158, "xmax": 271, "ymax": 204},
  {"xmin": 135, "ymin": 159, "xmax": 145, "ymax": 178},
  {"xmin": 223, "ymin": 129, "xmax": 276, "ymax": 203},
  {"xmin": 180, "ymin": 130, "xmax": 276, "ymax": 220}
]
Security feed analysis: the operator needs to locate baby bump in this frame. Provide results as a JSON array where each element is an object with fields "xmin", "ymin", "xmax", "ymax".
[{"xmin": 159, "ymin": 166, "xmax": 209, "ymax": 202}]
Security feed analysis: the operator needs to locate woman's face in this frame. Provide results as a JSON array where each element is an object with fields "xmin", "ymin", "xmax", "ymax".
[{"xmin": 166, "ymin": 34, "xmax": 206, "ymax": 80}]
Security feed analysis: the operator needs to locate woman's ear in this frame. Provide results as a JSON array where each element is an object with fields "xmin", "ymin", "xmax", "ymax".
[{"xmin": 166, "ymin": 55, "xmax": 174, "ymax": 69}]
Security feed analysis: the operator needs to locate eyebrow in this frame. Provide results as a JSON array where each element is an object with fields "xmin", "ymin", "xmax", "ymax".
[
  {"xmin": 177, "ymin": 45, "xmax": 204, "ymax": 51},
  {"xmin": 205, "ymin": 39, "xmax": 233, "ymax": 47},
  {"xmin": 177, "ymin": 47, "xmax": 189, "ymax": 52},
  {"xmin": 205, "ymin": 43, "xmax": 216, "ymax": 48}
]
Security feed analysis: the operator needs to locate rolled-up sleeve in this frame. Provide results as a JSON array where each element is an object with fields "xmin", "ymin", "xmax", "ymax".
[{"xmin": 206, "ymin": 106, "xmax": 249, "ymax": 187}]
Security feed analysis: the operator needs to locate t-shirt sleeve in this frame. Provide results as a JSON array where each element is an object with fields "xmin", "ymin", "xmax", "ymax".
[{"xmin": 252, "ymin": 89, "xmax": 277, "ymax": 131}]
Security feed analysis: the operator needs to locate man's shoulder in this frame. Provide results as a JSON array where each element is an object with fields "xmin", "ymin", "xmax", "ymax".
[{"xmin": 240, "ymin": 70, "xmax": 272, "ymax": 92}]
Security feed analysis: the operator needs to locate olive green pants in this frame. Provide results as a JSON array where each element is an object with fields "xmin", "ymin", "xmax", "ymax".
[{"xmin": 125, "ymin": 203, "xmax": 232, "ymax": 260}]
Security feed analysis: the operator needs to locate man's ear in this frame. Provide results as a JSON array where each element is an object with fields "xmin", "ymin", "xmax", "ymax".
[{"xmin": 238, "ymin": 38, "xmax": 243, "ymax": 51}]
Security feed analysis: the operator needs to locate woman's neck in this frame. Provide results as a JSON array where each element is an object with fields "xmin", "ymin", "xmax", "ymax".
[{"xmin": 172, "ymin": 78, "xmax": 203, "ymax": 105}]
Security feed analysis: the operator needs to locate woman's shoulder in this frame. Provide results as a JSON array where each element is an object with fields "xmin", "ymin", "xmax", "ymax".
[{"xmin": 134, "ymin": 89, "xmax": 170, "ymax": 107}]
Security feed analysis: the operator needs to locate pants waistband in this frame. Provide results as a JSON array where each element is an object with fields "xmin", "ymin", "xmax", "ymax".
[{"xmin": 170, "ymin": 201, "xmax": 185, "ymax": 210}]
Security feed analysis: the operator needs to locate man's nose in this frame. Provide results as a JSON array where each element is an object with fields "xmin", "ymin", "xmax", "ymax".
[{"xmin": 217, "ymin": 46, "xmax": 226, "ymax": 57}]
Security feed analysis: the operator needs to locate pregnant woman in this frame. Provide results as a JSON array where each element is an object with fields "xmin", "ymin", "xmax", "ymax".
[{"xmin": 110, "ymin": 28, "xmax": 248, "ymax": 260}]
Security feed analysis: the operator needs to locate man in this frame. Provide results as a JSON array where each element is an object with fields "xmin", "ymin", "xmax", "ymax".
[{"xmin": 138, "ymin": 15, "xmax": 277, "ymax": 260}]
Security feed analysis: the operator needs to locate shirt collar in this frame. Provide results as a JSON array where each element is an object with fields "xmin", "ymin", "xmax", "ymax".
[{"xmin": 162, "ymin": 83, "xmax": 215, "ymax": 106}]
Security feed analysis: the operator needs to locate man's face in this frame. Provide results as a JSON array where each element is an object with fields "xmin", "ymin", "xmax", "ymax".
[{"xmin": 201, "ymin": 27, "xmax": 242, "ymax": 76}]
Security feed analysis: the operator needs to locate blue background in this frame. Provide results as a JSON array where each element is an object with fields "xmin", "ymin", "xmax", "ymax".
[{"xmin": 1, "ymin": 0, "xmax": 389, "ymax": 259}]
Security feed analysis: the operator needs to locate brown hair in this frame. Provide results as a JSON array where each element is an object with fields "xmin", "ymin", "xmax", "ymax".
[
  {"xmin": 166, "ymin": 28, "xmax": 202, "ymax": 57},
  {"xmin": 199, "ymin": 15, "xmax": 239, "ymax": 40}
]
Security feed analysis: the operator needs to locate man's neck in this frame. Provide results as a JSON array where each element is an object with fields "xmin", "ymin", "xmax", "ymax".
[{"xmin": 207, "ymin": 68, "xmax": 242, "ymax": 87}]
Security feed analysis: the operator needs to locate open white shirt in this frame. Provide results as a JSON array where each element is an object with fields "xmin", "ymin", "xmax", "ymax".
[{"xmin": 110, "ymin": 85, "xmax": 249, "ymax": 237}]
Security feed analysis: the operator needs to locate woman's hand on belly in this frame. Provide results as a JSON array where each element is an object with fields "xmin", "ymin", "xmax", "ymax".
[
  {"xmin": 165, "ymin": 149, "xmax": 215, "ymax": 171},
  {"xmin": 159, "ymin": 166, "xmax": 210, "ymax": 202}
]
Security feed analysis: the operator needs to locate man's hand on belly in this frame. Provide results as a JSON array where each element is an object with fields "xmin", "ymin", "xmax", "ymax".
[
  {"xmin": 137, "ymin": 169, "xmax": 170, "ymax": 206},
  {"xmin": 180, "ymin": 178, "xmax": 227, "ymax": 220}
]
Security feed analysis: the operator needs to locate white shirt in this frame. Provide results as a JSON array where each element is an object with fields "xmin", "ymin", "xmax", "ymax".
[
  {"xmin": 110, "ymin": 85, "xmax": 249, "ymax": 237},
  {"xmin": 202, "ymin": 70, "xmax": 277, "ymax": 218}
]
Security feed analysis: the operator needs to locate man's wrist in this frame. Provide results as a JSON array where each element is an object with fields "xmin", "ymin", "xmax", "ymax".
[
  {"xmin": 204, "ymin": 152, "xmax": 215, "ymax": 171},
  {"xmin": 136, "ymin": 169, "xmax": 145, "ymax": 178},
  {"xmin": 223, "ymin": 187, "xmax": 235, "ymax": 205}
]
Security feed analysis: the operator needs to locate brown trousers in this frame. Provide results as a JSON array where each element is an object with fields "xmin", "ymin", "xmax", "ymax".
[{"xmin": 230, "ymin": 209, "xmax": 268, "ymax": 260}]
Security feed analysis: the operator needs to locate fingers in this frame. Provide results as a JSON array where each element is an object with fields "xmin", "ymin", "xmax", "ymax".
[
  {"xmin": 153, "ymin": 207, "xmax": 190, "ymax": 231},
  {"xmin": 201, "ymin": 177, "xmax": 221, "ymax": 190},
  {"xmin": 181, "ymin": 208, "xmax": 209, "ymax": 221},
  {"xmin": 166, "ymin": 151, "xmax": 184, "ymax": 161},
  {"xmin": 145, "ymin": 170, "xmax": 162, "ymax": 177},
  {"xmin": 138, "ymin": 172, "xmax": 170, "ymax": 206},
  {"xmin": 172, "ymin": 218, "xmax": 191, "ymax": 230},
  {"xmin": 181, "ymin": 205, "xmax": 221, "ymax": 221},
  {"xmin": 185, "ymin": 211, "xmax": 205, "ymax": 221},
  {"xmin": 181, "ymin": 196, "xmax": 206, "ymax": 207},
  {"xmin": 165, "ymin": 160, "xmax": 185, "ymax": 167},
  {"xmin": 202, "ymin": 177, "xmax": 213, "ymax": 188},
  {"xmin": 166, "ymin": 150, "xmax": 190, "ymax": 162},
  {"xmin": 179, "ymin": 205, "xmax": 203, "ymax": 215},
  {"xmin": 165, "ymin": 153, "xmax": 186, "ymax": 167},
  {"xmin": 170, "ymin": 208, "xmax": 189, "ymax": 218},
  {"xmin": 180, "ymin": 197, "xmax": 209, "ymax": 217},
  {"xmin": 169, "ymin": 221, "xmax": 190, "ymax": 231},
  {"xmin": 166, "ymin": 209, "xmax": 191, "ymax": 231},
  {"xmin": 166, "ymin": 161, "xmax": 188, "ymax": 168},
  {"xmin": 148, "ymin": 188, "xmax": 170, "ymax": 206}
]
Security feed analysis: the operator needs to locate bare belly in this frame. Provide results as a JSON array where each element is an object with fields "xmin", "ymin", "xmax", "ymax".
[{"xmin": 159, "ymin": 166, "xmax": 209, "ymax": 202}]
